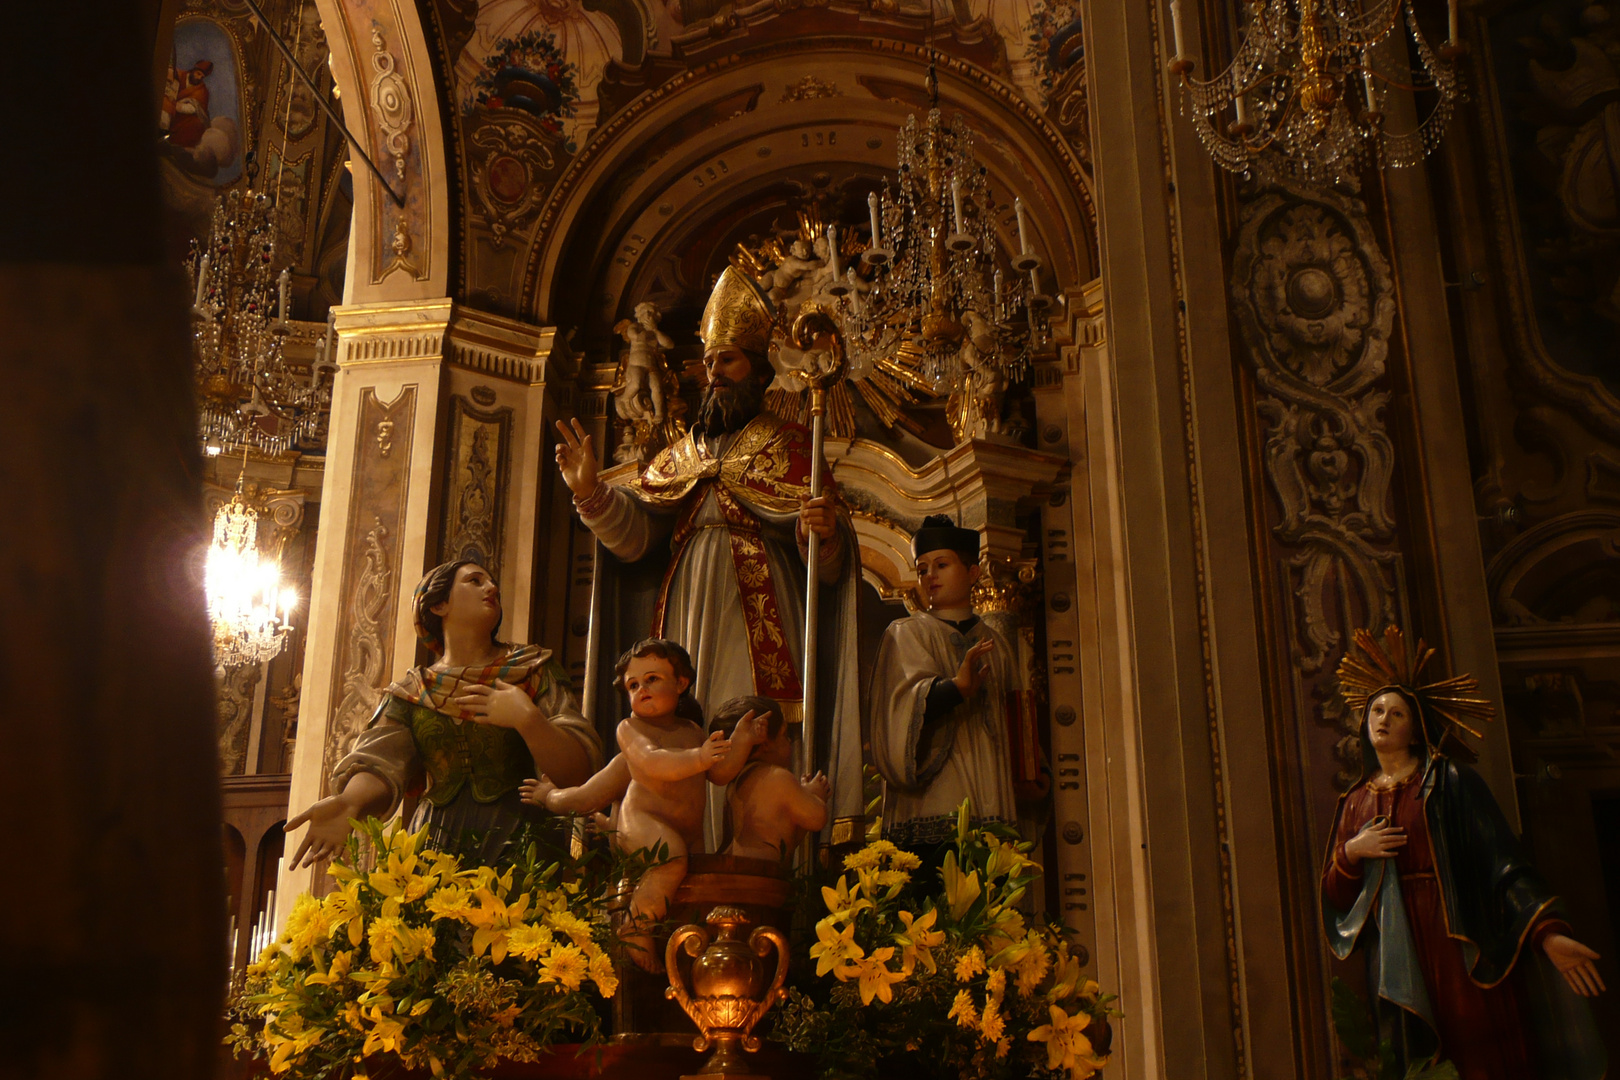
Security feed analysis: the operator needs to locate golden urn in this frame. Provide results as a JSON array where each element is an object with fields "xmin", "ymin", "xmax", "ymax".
[{"xmin": 664, "ymin": 904, "xmax": 790, "ymax": 1079}]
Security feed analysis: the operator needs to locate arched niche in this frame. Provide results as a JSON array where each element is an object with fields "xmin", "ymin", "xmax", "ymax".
[
  {"xmin": 521, "ymin": 38, "xmax": 1095, "ymax": 348},
  {"xmin": 1488, "ymin": 511, "xmax": 1620, "ymax": 625}
]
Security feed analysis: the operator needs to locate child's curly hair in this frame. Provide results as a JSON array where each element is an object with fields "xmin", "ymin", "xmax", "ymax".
[
  {"xmin": 708, "ymin": 695, "xmax": 785, "ymax": 749},
  {"xmin": 615, "ymin": 637, "xmax": 703, "ymax": 723}
]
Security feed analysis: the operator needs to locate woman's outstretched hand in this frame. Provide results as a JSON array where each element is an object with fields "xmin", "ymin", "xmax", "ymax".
[
  {"xmin": 1544, "ymin": 934, "xmax": 1606, "ymax": 997},
  {"xmin": 285, "ymin": 796, "xmax": 356, "ymax": 870}
]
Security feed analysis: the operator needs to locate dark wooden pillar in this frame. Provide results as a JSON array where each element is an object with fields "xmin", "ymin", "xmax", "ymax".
[{"xmin": 0, "ymin": 4, "xmax": 225, "ymax": 1078}]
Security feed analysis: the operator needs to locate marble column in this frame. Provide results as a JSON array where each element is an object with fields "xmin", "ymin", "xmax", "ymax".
[{"xmin": 280, "ymin": 299, "xmax": 577, "ymax": 906}]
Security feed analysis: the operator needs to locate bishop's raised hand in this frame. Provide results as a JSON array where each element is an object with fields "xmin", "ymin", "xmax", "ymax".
[{"xmin": 554, "ymin": 418, "xmax": 600, "ymax": 501}]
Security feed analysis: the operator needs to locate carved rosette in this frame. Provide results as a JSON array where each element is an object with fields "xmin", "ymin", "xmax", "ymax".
[{"xmin": 1231, "ymin": 186, "xmax": 1408, "ymax": 767}]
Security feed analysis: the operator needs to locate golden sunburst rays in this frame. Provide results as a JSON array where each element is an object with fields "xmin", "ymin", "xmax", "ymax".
[
  {"xmin": 1336, "ymin": 626, "xmax": 1494, "ymax": 745},
  {"xmin": 731, "ymin": 205, "xmax": 936, "ymax": 439}
]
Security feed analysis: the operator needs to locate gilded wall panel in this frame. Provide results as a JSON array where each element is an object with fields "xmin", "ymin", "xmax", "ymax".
[
  {"xmin": 1231, "ymin": 184, "xmax": 1413, "ymax": 820},
  {"xmin": 319, "ymin": 385, "xmax": 418, "ymax": 793},
  {"xmin": 438, "ymin": 394, "xmax": 514, "ymax": 578}
]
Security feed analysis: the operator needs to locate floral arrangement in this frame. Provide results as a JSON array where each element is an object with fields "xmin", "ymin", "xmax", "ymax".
[
  {"xmin": 771, "ymin": 803, "xmax": 1116, "ymax": 1080},
  {"xmin": 465, "ymin": 30, "xmax": 579, "ymax": 136},
  {"xmin": 226, "ymin": 820, "xmax": 618, "ymax": 1079}
]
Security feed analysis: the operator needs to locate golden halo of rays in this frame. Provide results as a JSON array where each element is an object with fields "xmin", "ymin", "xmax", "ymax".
[
  {"xmin": 1335, "ymin": 626, "xmax": 1495, "ymax": 750},
  {"xmin": 733, "ymin": 211, "xmax": 935, "ymax": 439}
]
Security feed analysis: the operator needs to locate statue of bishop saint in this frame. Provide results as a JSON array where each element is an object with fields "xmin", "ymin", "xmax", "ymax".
[{"xmin": 555, "ymin": 267, "xmax": 866, "ymax": 847}]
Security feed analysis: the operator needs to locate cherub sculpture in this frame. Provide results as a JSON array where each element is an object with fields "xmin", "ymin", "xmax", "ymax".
[
  {"xmin": 957, "ymin": 309, "xmax": 1005, "ymax": 439},
  {"xmin": 612, "ymin": 301, "xmax": 674, "ymax": 423},
  {"xmin": 707, "ymin": 695, "xmax": 829, "ymax": 862},
  {"xmin": 520, "ymin": 638, "xmax": 752, "ymax": 971},
  {"xmin": 763, "ymin": 238, "xmax": 824, "ymax": 308}
]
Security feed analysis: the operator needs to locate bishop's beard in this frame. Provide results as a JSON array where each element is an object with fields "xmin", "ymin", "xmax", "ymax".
[{"xmin": 694, "ymin": 369, "xmax": 768, "ymax": 437}]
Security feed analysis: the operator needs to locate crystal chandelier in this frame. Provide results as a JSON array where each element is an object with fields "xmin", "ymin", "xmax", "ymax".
[
  {"xmin": 1168, "ymin": 0, "xmax": 1462, "ymax": 182},
  {"xmin": 205, "ymin": 475, "xmax": 296, "ymax": 670},
  {"xmin": 188, "ymin": 188, "xmax": 335, "ymax": 457},
  {"xmin": 828, "ymin": 87, "xmax": 1051, "ymax": 390}
]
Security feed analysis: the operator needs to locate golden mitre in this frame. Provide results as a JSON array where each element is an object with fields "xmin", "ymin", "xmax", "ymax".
[{"xmin": 699, "ymin": 265, "xmax": 775, "ymax": 357}]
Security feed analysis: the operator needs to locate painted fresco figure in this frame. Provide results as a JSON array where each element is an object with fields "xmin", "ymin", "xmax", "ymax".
[
  {"xmin": 870, "ymin": 515, "xmax": 1021, "ymax": 847},
  {"xmin": 1322, "ymin": 627, "xmax": 1607, "ymax": 1080},
  {"xmin": 554, "ymin": 267, "xmax": 866, "ymax": 846},
  {"xmin": 286, "ymin": 560, "xmax": 602, "ymax": 868}
]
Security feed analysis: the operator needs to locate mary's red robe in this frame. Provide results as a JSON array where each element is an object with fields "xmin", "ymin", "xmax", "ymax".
[{"xmin": 1323, "ymin": 769, "xmax": 1570, "ymax": 1079}]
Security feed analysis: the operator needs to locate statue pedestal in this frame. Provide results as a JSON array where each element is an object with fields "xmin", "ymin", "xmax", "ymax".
[
  {"xmin": 609, "ymin": 854, "xmax": 791, "ymax": 1039},
  {"xmin": 610, "ymin": 855, "xmax": 793, "ymax": 1080}
]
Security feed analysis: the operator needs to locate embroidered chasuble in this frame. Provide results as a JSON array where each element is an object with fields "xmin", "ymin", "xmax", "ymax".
[
  {"xmin": 870, "ymin": 610, "xmax": 1021, "ymax": 846},
  {"xmin": 579, "ymin": 411, "xmax": 865, "ymax": 848}
]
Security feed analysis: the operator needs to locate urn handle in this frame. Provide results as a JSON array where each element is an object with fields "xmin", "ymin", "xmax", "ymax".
[
  {"xmin": 664, "ymin": 922, "xmax": 715, "ymax": 1052},
  {"xmin": 741, "ymin": 924, "xmax": 791, "ymax": 1052}
]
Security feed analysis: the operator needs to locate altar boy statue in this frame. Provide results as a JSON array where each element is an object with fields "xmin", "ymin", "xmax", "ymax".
[{"xmin": 871, "ymin": 515, "xmax": 1022, "ymax": 848}]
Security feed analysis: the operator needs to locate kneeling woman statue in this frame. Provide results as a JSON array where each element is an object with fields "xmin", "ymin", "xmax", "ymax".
[{"xmin": 288, "ymin": 559, "xmax": 603, "ymax": 868}]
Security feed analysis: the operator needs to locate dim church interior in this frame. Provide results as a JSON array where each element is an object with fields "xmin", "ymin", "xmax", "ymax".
[{"xmin": 4, "ymin": 0, "xmax": 1620, "ymax": 1076}]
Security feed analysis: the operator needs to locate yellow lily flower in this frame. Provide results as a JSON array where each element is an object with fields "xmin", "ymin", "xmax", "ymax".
[
  {"xmin": 853, "ymin": 948, "xmax": 905, "ymax": 1005},
  {"xmin": 464, "ymin": 887, "xmax": 532, "ymax": 963},
  {"xmin": 323, "ymin": 880, "xmax": 367, "ymax": 948},
  {"xmin": 896, "ymin": 909, "xmax": 944, "ymax": 974},
  {"xmin": 360, "ymin": 1003, "xmax": 408, "ymax": 1056},
  {"xmin": 942, "ymin": 851, "xmax": 981, "ymax": 921},
  {"xmin": 809, "ymin": 917, "xmax": 864, "ymax": 979},
  {"xmin": 1027, "ymin": 1002, "xmax": 1099, "ymax": 1076},
  {"xmin": 305, "ymin": 949, "xmax": 354, "ymax": 987},
  {"xmin": 819, "ymin": 875, "xmax": 871, "ymax": 922}
]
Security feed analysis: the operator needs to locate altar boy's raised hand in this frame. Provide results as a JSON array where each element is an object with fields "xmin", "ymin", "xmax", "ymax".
[
  {"xmin": 953, "ymin": 638, "xmax": 995, "ymax": 698},
  {"xmin": 554, "ymin": 418, "xmax": 600, "ymax": 500}
]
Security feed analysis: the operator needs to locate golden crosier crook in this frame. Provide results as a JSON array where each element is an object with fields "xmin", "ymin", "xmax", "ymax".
[{"xmin": 664, "ymin": 906, "xmax": 792, "ymax": 1075}]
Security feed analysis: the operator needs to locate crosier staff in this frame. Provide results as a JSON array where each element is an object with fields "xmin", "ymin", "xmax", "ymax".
[{"xmin": 786, "ymin": 307, "xmax": 848, "ymax": 823}]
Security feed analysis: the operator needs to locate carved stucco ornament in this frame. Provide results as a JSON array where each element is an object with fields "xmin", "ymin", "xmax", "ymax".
[
  {"xmin": 322, "ymin": 519, "xmax": 394, "ymax": 785},
  {"xmin": 1231, "ymin": 186, "xmax": 1405, "ymax": 678},
  {"xmin": 369, "ymin": 26, "xmax": 413, "ymax": 181},
  {"xmin": 469, "ymin": 113, "xmax": 560, "ymax": 249}
]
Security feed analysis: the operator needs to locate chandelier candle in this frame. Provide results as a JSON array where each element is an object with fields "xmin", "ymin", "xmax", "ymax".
[
  {"xmin": 1169, "ymin": 0, "xmax": 1187, "ymax": 64},
  {"xmin": 868, "ymin": 192, "xmax": 882, "ymax": 247},
  {"xmin": 277, "ymin": 267, "xmax": 290, "ymax": 324},
  {"xmin": 194, "ymin": 254, "xmax": 210, "ymax": 310}
]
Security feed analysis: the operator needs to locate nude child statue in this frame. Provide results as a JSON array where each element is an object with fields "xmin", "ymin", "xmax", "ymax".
[
  {"xmin": 520, "ymin": 638, "xmax": 751, "ymax": 970},
  {"xmin": 707, "ymin": 695, "xmax": 829, "ymax": 862}
]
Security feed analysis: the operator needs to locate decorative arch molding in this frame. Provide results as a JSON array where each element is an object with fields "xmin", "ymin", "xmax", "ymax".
[
  {"xmin": 518, "ymin": 36, "xmax": 1096, "ymax": 333},
  {"xmin": 1486, "ymin": 510, "xmax": 1620, "ymax": 626},
  {"xmin": 314, "ymin": 0, "xmax": 453, "ymax": 301}
]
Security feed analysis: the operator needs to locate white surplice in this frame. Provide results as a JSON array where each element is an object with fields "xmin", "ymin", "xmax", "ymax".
[{"xmin": 869, "ymin": 610, "xmax": 1021, "ymax": 845}]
